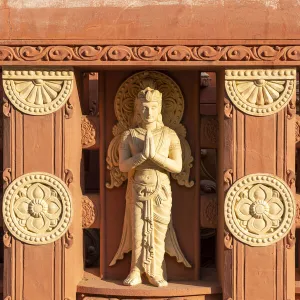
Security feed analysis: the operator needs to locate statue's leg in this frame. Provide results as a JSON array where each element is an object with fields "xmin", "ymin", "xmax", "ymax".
[
  {"xmin": 124, "ymin": 200, "xmax": 143, "ymax": 286},
  {"xmin": 147, "ymin": 193, "xmax": 171, "ymax": 287}
]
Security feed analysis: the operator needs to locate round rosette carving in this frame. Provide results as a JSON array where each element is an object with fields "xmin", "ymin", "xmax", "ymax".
[
  {"xmin": 224, "ymin": 173, "xmax": 295, "ymax": 246},
  {"xmin": 2, "ymin": 68, "xmax": 73, "ymax": 115},
  {"xmin": 225, "ymin": 69, "xmax": 296, "ymax": 116},
  {"xmin": 3, "ymin": 172, "xmax": 72, "ymax": 245}
]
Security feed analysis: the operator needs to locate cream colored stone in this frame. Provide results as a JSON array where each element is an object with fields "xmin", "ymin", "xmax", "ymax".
[
  {"xmin": 224, "ymin": 173, "xmax": 295, "ymax": 247},
  {"xmin": 107, "ymin": 70, "xmax": 194, "ymax": 189},
  {"xmin": 2, "ymin": 172, "xmax": 72, "ymax": 245},
  {"xmin": 225, "ymin": 69, "xmax": 296, "ymax": 116},
  {"xmin": 107, "ymin": 81, "xmax": 192, "ymax": 287},
  {"xmin": 2, "ymin": 67, "xmax": 73, "ymax": 115}
]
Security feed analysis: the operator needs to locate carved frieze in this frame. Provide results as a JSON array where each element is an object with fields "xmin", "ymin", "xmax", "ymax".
[
  {"xmin": 225, "ymin": 69, "xmax": 296, "ymax": 116},
  {"xmin": 2, "ymin": 172, "xmax": 72, "ymax": 245},
  {"xmin": 224, "ymin": 174, "xmax": 295, "ymax": 246},
  {"xmin": 2, "ymin": 45, "xmax": 300, "ymax": 63},
  {"xmin": 2, "ymin": 68, "xmax": 73, "ymax": 115}
]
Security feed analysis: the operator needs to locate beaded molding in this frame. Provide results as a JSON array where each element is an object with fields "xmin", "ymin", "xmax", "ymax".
[
  {"xmin": 3, "ymin": 172, "xmax": 72, "ymax": 245},
  {"xmin": 224, "ymin": 173, "xmax": 295, "ymax": 247},
  {"xmin": 225, "ymin": 69, "xmax": 296, "ymax": 116},
  {"xmin": 2, "ymin": 68, "xmax": 73, "ymax": 115}
]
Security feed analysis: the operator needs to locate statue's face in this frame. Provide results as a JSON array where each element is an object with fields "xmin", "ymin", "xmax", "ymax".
[{"xmin": 138, "ymin": 101, "xmax": 161, "ymax": 124}]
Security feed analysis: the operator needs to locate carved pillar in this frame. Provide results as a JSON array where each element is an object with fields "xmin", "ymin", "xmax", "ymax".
[
  {"xmin": 220, "ymin": 69, "xmax": 296, "ymax": 300},
  {"xmin": 2, "ymin": 68, "xmax": 83, "ymax": 300},
  {"xmin": 64, "ymin": 71, "xmax": 84, "ymax": 299}
]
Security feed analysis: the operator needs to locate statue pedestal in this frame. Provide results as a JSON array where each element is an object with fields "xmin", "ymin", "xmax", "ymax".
[{"xmin": 77, "ymin": 270, "xmax": 221, "ymax": 299}]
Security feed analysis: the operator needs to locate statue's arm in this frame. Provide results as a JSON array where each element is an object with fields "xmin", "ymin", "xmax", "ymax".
[
  {"xmin": 151, "ymin": 132, "xmax": 182, "ymax": 174},
  {"xmin": 119, "ymin": 131, "xmax": 146, "ymax": 172}
]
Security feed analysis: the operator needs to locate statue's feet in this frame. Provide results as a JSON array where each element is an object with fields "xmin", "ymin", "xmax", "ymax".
[
  {"xmin": 123, "ymin": 270, "xmax": 142, "ymax": 286},
  {"xmin": 148, "ymin": 276, "xmax": 168, "ymax": 287}
]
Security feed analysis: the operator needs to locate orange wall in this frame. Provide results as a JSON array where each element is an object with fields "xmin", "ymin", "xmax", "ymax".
[{"xmin": 0, "ymin": 0, "xmax": 300, "ymax": 41}]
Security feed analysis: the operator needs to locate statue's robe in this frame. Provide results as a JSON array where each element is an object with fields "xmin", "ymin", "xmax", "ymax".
[{"xmin": 109, "ymin": 126, "xmax": 191, "ymax": 279}]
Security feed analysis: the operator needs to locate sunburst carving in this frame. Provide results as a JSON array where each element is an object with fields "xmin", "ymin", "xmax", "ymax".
[
  {"xmin": 236, "ymin": 80, "xmax": 285, "ymax": 105},
  {"xmin": 2, "ymin": 68, "xmax": 73, "ymax": 115},
  {"xmin": 225, "ymin": 69, "xmax": 296, "ymax": 116}
]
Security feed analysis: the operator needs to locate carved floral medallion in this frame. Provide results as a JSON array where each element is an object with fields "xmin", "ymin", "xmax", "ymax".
[
  {"xmin": 225, "ymin": 69, "xmax": 296, "ymax": 116},
  {"xmin": 224, "ymin": 174, "xmax": 295, "ymax": 246},
  {"xmin": 2, "ymin": 68, "xmax": 73, "ymax": 115},
  {"xmin": 3, "ymin": 172, "xmax": 72, "ymax": 245}
]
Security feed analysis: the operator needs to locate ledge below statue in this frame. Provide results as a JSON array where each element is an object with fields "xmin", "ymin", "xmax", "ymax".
[{"xmin": 77, "ymin": 270, "xmax": 221, "ymax": 299}]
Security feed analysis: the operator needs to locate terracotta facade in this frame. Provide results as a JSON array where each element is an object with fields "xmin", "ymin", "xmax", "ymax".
[{"xmin": 1, "ymin": 1, "xmax": 300, "ymax": 300}]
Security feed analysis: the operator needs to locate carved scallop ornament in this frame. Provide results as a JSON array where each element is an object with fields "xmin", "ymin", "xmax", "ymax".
[
  {"xmin": 224, "ymin": 174, "xmax": 295, "ymax": 247},
  {"xmin": 3, "ymin": 172, "xmax": 72, "ymax": 245},
  {"xmin": 2, "ymin": 68, "xmax": 73, "ymax": 115},
  {"xmin": 225, "ymin": 69, "xmax": 296, "ymax": 116}
]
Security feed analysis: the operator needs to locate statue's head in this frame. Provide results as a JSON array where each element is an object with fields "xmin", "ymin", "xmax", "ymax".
[{"xmin": 133, "ymin": 87, "xmax": 164, "ymax": 128}]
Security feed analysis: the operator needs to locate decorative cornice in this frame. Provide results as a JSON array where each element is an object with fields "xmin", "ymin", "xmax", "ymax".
[{"xmin": 2, "ymin": 45, "xmax": 300, "ymax": 64}]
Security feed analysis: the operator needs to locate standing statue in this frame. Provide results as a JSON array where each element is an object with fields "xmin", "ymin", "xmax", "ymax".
[{"xmin": 108, "ymin": 86, "xmax": 191, "ymax": 287}]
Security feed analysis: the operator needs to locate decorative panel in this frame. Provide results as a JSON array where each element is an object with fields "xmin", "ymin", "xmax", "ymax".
[
  {"xmin": 221, "ymin": 68, "xmax": 296, "ymax": 300},
  {"xmin": 2, "ymin": 68, "xmax": 73, "ymax": 115},
  {"xmin": 2, "ymin": 69, "xmax": 83, "ymax": 300},
  {"xmin": 3, "ymin": 172, "xmax": 72, "ymax": 245},
  {"xmin": 225, "ymin": 69, "xmax": 296, "ymax": 116}
]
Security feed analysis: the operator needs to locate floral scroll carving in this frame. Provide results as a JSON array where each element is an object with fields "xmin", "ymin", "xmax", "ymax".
[
  {"xmin": 286, "ymin": 231, "xmax": 296, "ymax": 249},
  {"xmin": 200, "ymin": 194, "xmax": 218, "ymax": 229},
  {"xmin": 81, "ymin": 116, "xmax": 98, "ymax": 149},
  {"xmin": 3, "ymin": 97, "xmax": 11, "ymax": 117},
  {"xmin": 3, "ymin": 231, "xmax": 12, "ymax": 248},
  {"xmin": 2, "ymin": 172, "xmax": 72, "ymax": 245},
  {"xmin": 3, "ymin": 45, "xmax": 300, "ymax": 63},
  {"xmin": 200, "ymin": 116, "xmax": 218, "ymax": 148},
  {"xmin": 287, "ymin": 170, "xmax": 295, "ymax": 188},
  {"xmin": 64, "ymin": 169, "xmax": 73, "ymax": 187},
  {"xmin": 224, "ymin": 231, "xmax": 233, "ymax": 250},
  {"xmin": 296, "ymin": 115, "xmax": 300, "ymax": 143},
  {"xmin": 106, "ymin": 71, "xmax": 194, "ymax": 189},
  {"xmin": 64, "ymin": 230, "xmax": 74, "ymax": 249},
  {"xmin": 225, "ymin": 69, "xmax": 296, "ymax": 116},
  {"xmin": 224, "ymin": 169, "xmax": 233, "ymax": 189},
  {"xmin": 82, "ymin": 195, "xmax": 97, "ymax": 228},
  {"xmin": 225, "ymin": 174, "xmax": 295, "ymax": 246},
  {"xmin": 64, "ymin": 99, "xmax": 74, "ymax": 119},
  {"xmin": 2, "ymin": 68, "xmax": 73, "ymax": 115},
  {"xmin": 3, "ymin": 167, "xmax": 12, "ymax": 188}
]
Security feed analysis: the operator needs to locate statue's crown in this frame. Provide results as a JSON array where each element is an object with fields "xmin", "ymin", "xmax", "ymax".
[{"xmin": 137, "ymin": 87, "xmax": 162, "ymax": 104}]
